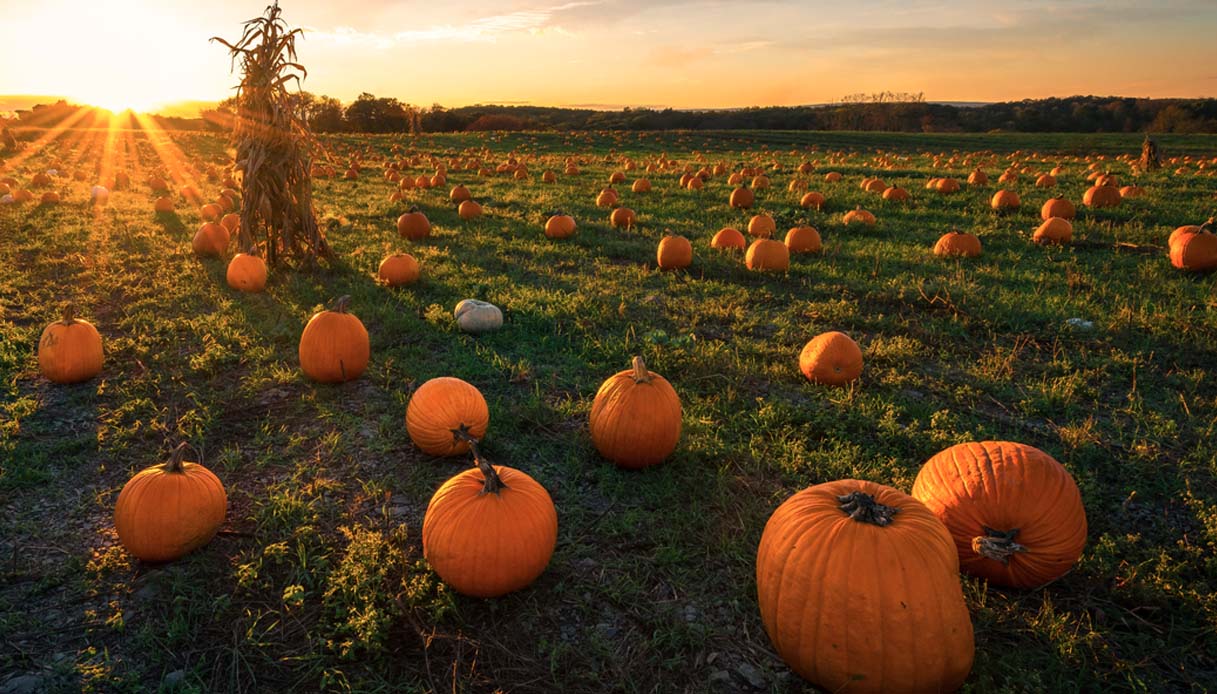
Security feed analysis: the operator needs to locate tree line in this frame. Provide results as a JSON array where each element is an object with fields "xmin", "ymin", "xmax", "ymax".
[{"xmin": 6, "ymin": 94, "xmax": 1217, "ymax": 134}]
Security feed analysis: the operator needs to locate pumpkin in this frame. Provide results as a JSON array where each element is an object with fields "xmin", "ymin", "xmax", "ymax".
[
  {"xmin": 589, "ymin": 356, "xmax": 681, "ymax": 469},
  {"xmin": 458, "ymin": 200, "xmax": 483, "ymax": 220},
  {"xmin": 912, "ymin": 441, "xmax": 1087, "ymax": 589},
  {"xmin": 863, "ymin": 178, "xmax": 887, "ymax": 193},
  {"xmin": 757, "ymin": 479, "xmax": 974, "ymax": 693},
  {"xmin": 799, "ymin": 331, "xmax": 862, "ymax": 385},
  {"xmin": 542, "ymin": 170, "xmax": 558, "ymax": 183},
  {"xmin": 935, "ymin": 177, "xmax": 960, "ymax": 194},
  {"xmin": 544, "ymin": 214, "xmax": 576, "ymax": 239},
  {"xmin": 38, "ymin": 307, "xmax": 103, "ymax": 384},
  {"xmin": 1170, "ymin": 225, "xmax": 1217, "ymax": 271},
  {"xmin": 881, "ymin": 186, "xmax": 910, "ymax": 202},
  {"xmin": 1040, "ymin": 195, "xmax": 1076, "ymax": 221},
  {"xmin": 1168, "ymin": 220, "xmax": 1212, "ymax": 248},
  {"xmin": 91, "ymin": 186, "xmax": 109, "ymax": 206},
  {"xmin": 1033, "ymin": 217, "xmax": 1073, "ymax": 245},
  {"xmin": 609, "ymin": 171, "xmax": 626, "ymax": 184},
  {"xmin": 454, "ymin": 299, "xmax": 503, "ymax": 333},
  {"xmin": 934, "ymin": 230, "xmax": 982, "ymax": 257},
  {"xmin": 747, "ymin": 214, "xmax": 776, "ymax": 238},
  {"xmin": 751, "ymin": 174, "xmax": 771, "ymax": 189},
  {"xmin": 220, "ymin": 213, "xmax": 240, "ymax": 233},
  {"xmin": 298, "ymin": 296, "xmax": 370, "ymax": 384},
  {"xmin": 784, "ymin": 226, "xmax": 821, "ymax": 254},
  {"xmin": 406, "ymin": 376, "xmax": 489, "ymax": 456},
  {"xmin": 729, "ymin": 186, "xmax": 755, "ymax": 209},
  {"xmin": 685, "ymin": 175, "xmax": 704, "ymax": 191},
  {"xmin": 990, "ymin": 189, "xmax": 1021, "ymax": 211},
  {"xmin": 1034, "ymin": 173, "xmax": 1057, "ymax": 188},
  {"xmin": 967, "ymin": 169, "xmax": 989, "ymax": 185},
  {"xmin": 631, "ymin": 178, "xmax": 651, "ymax": 193},
  {"xmin": 114, "ymin": 443, "xmax": 227, "ymax": 563},
  {"xmin": 39, "ymin": 192, "xmax": 60, "ymax": 206},
  {"xmin": 1083, "ymin": 184, "xmax": 1122, "ymax": 208},
  {"xmin": 378, "ymin": 253, "xmax": 421, "ymax": 286},
  {"xmin": 397, "ymin": 209, "xmax": 431, "ymax": 240},
  {"xmin": 31, "ymin": 172, "xmax": 52, "ymax": 187},
  {"xmin": 711, "ymin": 227, "xmax": 746, "ymax": 251},
  {"xmin": 422, "ymin": 441, "xmax": 557, "ymax": 597},
  {"xmin": 226, "ymin": 253, "xmax": 268, "ymax": 293},
  {"xmin": 799, "ymin": 191, "xmax": 825, "ymax": 209},
  {"xmin": 449, "ymin": 184, "xmax": 471, "ymax": 204},
  {"xmin": 200, "ymin": 203, "xmax": 222, "ymax": 222},
  {"xmin": 610, "ymin": 207, "xmax": 636, "ymax": 229},
  {"xmin": 745, "ymin": 238, "xmax": 790, "ymax": 271},
  {"xmin": 1119, "ymin": 185, "xmax": 1145, "ymax": 198},
  {"xmin": 192, "ymin": 222, "xmax": 230, "ymax": 257},
  {"xmin": 657, "ymin": 235, "xmax": 693, "ymax": 269},
  {"xmin": 823, "ymin": 171, "xmax": 843, "ymax": 183},
  {"xmin": 842, "ymin": 206, "xmax": 876, "ymax": 226},
  {"xmin": 595, "ymin": 188, "xmax": 618, "ymax": 207}
]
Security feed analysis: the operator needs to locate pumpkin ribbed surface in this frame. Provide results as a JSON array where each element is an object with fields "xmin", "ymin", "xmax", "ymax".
[
  {"xmin": 422, "ymin": 464, "xmax": 557, "ymax": 598},
  {"xmin": 38, "ymin": 311, "xmax": 103, "ymax": 384},
  {"xmin": 406, "ymin": 377, "xmax": 490, "ymax": 456},
  {"xmin": 114, "ymin": 453, "xmax": 227, "ymax": 563},
  {"xmin": 912, "ymin": 441, "xmax": 1087, "ymax": 588},
  {"xmin": 589, "ymin": 357, "xmax": 681, "ymax": 469},
  {"xmin": 757, "ymin": 479, "xmax": 974, "ymax": 693}
]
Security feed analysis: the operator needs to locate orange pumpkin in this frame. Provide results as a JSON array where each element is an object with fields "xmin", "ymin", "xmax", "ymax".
[
  {"xmin": 1033, "ymin": 217, "xmax": 1073, "ymax": 245},
  {"xmin": 192, "ymin": 222, "xmax": 230, "ymax": 257},
  {"xmin": 631, "ymin": 178, "xmax": 651, "ymax": 193},
  {"xmin": 711, "ymin": 227, "xmax": 746, "ymax": 251},
  {"xmin": 458, "ymin": 200, "xmax": 483, "ymax": 220},
  {"xmin": 406, "ymin": 377, "xmax": 489, "ymax": 456},
  {"xmin": 729, "ymin": 186, "xmax": 755, "ymax": 209},
  {"xmin": 595, "ymin": 188, "xmax": 618, "ymax": 207},
  {"xmin": 799, "ymin": 331, "xmax": 862, "ymax": 386},
  {"xmin": 990, "ymin": 189, "xmax": 1021, "ymax": 211},
  {"xmin": 378, "ymin": 253, "xmax": 421, "ymax": 286},
  {"xmin": 449, "ymin": 184, "xmax": 471, "ymax": 204},
  {"xmin": 799, "ymin": 191, "xmax": 825, "ymax": 209},
  {"xmin": 114, "ymin": 443, "xmax": 227, "ymax": 563},
  {"xmin": 823, "ymin": 171, "xmax": 843, "ymax": 183},
  {"xmin": 912, "ymin": 441, "xmax": 1087, "ymax": 589},
  {"xmin": 220, "ymin": 213, "xmax": 240, "ymax": 233},
  {"xmin": 397, "ymin": 209, "xmax": 431, "ymax": 240},
  {"xmin": 881, "ymin": 186, "xmax": 910, "ymax": 202},
  {"xmin": 589, "ymin": 357, "xmax": 682, "ymax": 469},
  {"xmin": 38, "ymin": 307, "xmax": 104, "ymax": 384},
  {"xmin": 745, "ymin": 239, "xmax": 789, "ymax": 271},
  {"xmin": 747, "ymin": 214, "xmax": 776, "ymax": 238},
  {"xmin": 842, "ymin": 206, "xmax": 876, "ymax": 226},
  {"xmin": 784, "ymin": 226, "xmax": 821, "ymax": 254},
  {"xmin": 422, "ymin": 446, "xmax": 557, "ymax": 598},
  {"xmin": 200, "ymin": 203, "xmax": 222, "ymax": 222},
  {"xmin": 935, "ymin": 178, "xmax": 960, "ymax": 194},
  {"xmin": 657, "ymin": 235, "xmax": 693, "ymax": 269},
  {"xmin": 154, "ymin": 197, "xmax": 175, "ymax": 213},
  {"xmin": 298, "ymin": 296, "xmax": 370, "ymax": 384},
  {"xmin": 1083, "ymin": 184, "xmax": 1121, "ymax": 208},
  {"xmin": 757, "ymin": 479, "xmax": 974, "ymax": 693},
  {"xmin": 967, "ymin": 169, "xmax": 988, "ymax": 186},
  {"xmin": 1170, "ymin": 225, "xmax": 1217, "ymax": 271},
  {"xmin": 934, "ymin": 230, "xmax": 982, "ymax": 257},
  {"xmin": 1040, "ymin": 196, "xmax": 1076, "ymax": 221},
  {"xmin": 226, "ymin": 253, "xmax": 268, "ymax": 293},
  {"xmin": 610, "ymin": 207, "xmax": 636, "ymax": 229},
  {"xmin": 544, "ymin": 214, "xmax": 576, "ymax": 239}
]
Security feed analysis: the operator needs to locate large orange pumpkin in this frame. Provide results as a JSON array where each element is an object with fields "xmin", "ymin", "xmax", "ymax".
[
  {"xmin": 757, "ymin": 479, "xmax": 974, "ymax": 693},
  {"xmin": 711, "ymin": 227, "xmax": 746, "ymax": 251},
  {"xmin": 842, "ymin": 207, "xmax": 876, "ymax": 226},
  {"xmin": 745, "ymin": 238, "xmax": 789, "ymax": 271},
  {"xmin": 545, "ymin": 214, "xmax": 576, "ymax": 239},
  {"xmin": 38, "ymin": 307, "xmax": 104, "ymax": 384},
  {"xmin": 1170, "ymin": 226, "xmax": 1217, "ymax": 271},
  {"xmin": 458, "ymin": 200, "xmax": 483, "ymax": 220},
  {"xmin": 991, "ymin": 189, "xmax": 1021, "ymax": 211},
  {"xmin": 378, "ymin": 253, "xmax": 421, "ymax": 286},
  {"xmin": 747, "ymin": 214, "xmax": 776, "ymax": 238},
  {"xmin": 799, "ymin": 331, "xmax": 862, "ymax": 386},
  {"xmin": 784, "ymin": 226, "xmax": 821, "ymax": 254},
  {"xmin": 397, "ymin": 209, "xmax": 431, "ymax": 240},
  {"xmin": 610, "ymin": 207, "xmax": 636, "ymax": 229},
  {"xmin": 406, "ymin": 377, "xmax": 489, "ymax": 456},
  {"xmin": 729, "ymin": 186, "xmax": 755, "ymax": 209},
  {"xmin": 912, "ymin": 441, "xmax": 1087, "ymax": 588},
  {"xmin": 1033, "ymin": 217, "xmax": 1073, "ymax": 245},
  {"xmin": 298, "ymin": 296, "xmax": 370, "ymax": 384},
  {"xmin": 1083, "ymin": 184, "xmax": 1121, "ymax": 208},
  {"xmin": 1040, "ymin": 196, "xmax": 1076, "ymax": 221},
  {"xmin": 589, "ymin": 357, "xmax": 681, "ymax": 469},
  {"xmin": 657, "ymin": 235, "xmax": 693, "ymax": 269},
  {"xmin": 192, "ymin": 222, "xmax": 230, "ymax": 257},
  {"xmin": 226, "ymin": 253, "xmax": 268, "ymax": 293},
  {"xmin": 933, "ymin": 230, "xmax": 982, "ymax": 257},
  {"xmin": 114, "ymin": 443, "xmax": 227, "ymax": 563},
  {"xmin": 799, "ymin": 191, "xmax": 825, "ymax": 209},
  {"xmin": 422, "ymin": 445, "xmax": 557, "ymax": 598}
]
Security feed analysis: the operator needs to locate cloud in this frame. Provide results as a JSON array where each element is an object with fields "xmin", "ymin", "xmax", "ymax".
[{"xmin": 306, "ymin": 1, "xmax": 600, "ymax": 47}]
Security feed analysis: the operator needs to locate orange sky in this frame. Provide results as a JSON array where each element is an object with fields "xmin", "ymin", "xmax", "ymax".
[{"xmin": 2, "ymin": 0, "xmax": 1215, "ymax": 114}]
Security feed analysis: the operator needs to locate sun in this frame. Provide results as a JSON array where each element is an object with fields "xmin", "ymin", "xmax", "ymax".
[{"xmin": 81, "ymin": 93, "xmax": 163, "ymax": 115}]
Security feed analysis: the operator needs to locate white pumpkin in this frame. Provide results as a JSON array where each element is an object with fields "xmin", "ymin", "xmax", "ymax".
[{"xmin": 454, "ymin": 299, "xmax": 503, "ymax": 334}]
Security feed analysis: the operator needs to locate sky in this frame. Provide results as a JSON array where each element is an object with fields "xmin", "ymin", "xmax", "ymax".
[{"xmin": 1, "ymin": 0, "xmax": 1215, "ymax": 114}]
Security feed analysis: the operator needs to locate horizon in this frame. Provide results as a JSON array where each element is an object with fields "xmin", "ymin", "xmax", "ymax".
[{"xmin": 1, "ymin": 1, "xmax": 1215, "ymax": 116}]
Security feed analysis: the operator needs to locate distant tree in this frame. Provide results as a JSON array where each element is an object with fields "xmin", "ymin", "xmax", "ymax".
[
  {"xmin": 465, "ymin": 114, "xmax": 528, "ymax": 131},
  {"xmin": 344, "ymin": 93, "xmax": 408, "ymax": 133}
]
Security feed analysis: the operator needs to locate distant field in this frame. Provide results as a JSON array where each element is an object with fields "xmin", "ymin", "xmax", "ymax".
[{"xmin": 1, "ymin": 129, "xmax": 1215, "ymax": 693}]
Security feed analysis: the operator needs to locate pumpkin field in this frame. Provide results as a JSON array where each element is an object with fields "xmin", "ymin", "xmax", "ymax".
[{"xmin": 2, "ymin": 125, "xmax": 1217, "ymax": 693}]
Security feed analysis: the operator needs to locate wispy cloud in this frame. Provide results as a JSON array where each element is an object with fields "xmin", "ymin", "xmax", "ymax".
[{"xmin": 307, "ymin": 1, "xmax": 599, "ymax": 47}]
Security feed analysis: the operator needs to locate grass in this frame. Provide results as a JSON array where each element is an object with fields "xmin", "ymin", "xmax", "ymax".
[{"xmin": 1, "ymin": 128, "xmax": 1215, "ymax": 693}]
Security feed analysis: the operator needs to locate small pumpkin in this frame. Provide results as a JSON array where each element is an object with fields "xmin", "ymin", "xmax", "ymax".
[
  {"xmin": 422, "ymin": 438, "xmax": 557, "ymax": 598},
  {"xmin": 823, "ymin": 171, "xmax": 843, "ymax": 183},
  {"xmin": 1083, "ymin": 184, "xmax": 1122, "ymax": 208},
  {"xmin": 298, "ymin": 296, "xmax": 370, "ymax": 384},
  {"xmin": 711, "ymin": 227, "xmax": 746, "ymax": 251},
  {"xmin": 799, "ymin": 331, "xmax": 862, "ymax": 386},
  {"xmin": 842, "ymin": 206, "xmax": 876, "ymax": 226},
  {"xmin": 114, "ymin": 443, "xmax": 227, "ymax": 563},
  {"xmin": 192, "ymin": 222, "xmax": 230, "ymax": 257},
  {"xmin": 729, "ymin": 186, "xmax": 755, "ymax": 209},
  {"xmin": 378, "ymin": 253, "xmax": 421, "ymax": 286},
  {"xmin": 657, "ymin": 235, "xmax": 693, "ymax": 269},
  {"xmin": 933, "ymin": 230, "xmax": 982, "ymax": 257},
  {"xmin": 589, "ymin": 356, "xmax": 682, "ymax": 469},
  {"xmin": 1040, "ymin": 195, "xmax": 1076, "ymax": 221},
  {"xmin": 1033, "ymin": 217, "xmax": 1073, "ymax": 245},
  {"xmin": 1034, "ymin": 173, "xmax": 1057, "ymax": 188},
  {"xmin": 610, "ymin": 207, "xmax": 636, "ymax": 229},
  {"xmin": 544, "ymin": 214, "xmax": 576, "ymax": 239},
  {"xmin": 458, "ymin": 200, "xmax": 483, "ymax": 220},
  {"xmin": 226, "ymin": 253, "xmax": 268, "ymax": 293},
  {"xmin": 799, "ymin": 191, "xmax": 825, "ymax": 209},
  {"xmin": 595, "ymin": 188, "xmax": 618, "ymax": 207},
  {"xmin": 747, "ymin": 214, "xmax": 776, "ymax": 238},
  {"xmin": 967, "ymin": 169, "xmax": 988, "ymax": 185},
  {"xmin": 935, "ymin": 177, "xmax": 961, "ymax": 194},
  {"xmin": 990, "ymin": 189, "xmax": 1021, "ymax": 211},
  {"xmin": 454, "ymin": 299, "xmax": 503, "ymax": 333},
  {"xmin": 397, "ymin": 209, "xmax": 431, "ymax": 240},
  {"xmin": 912, "ymin": 441, "xmax": 1087, "ymax": 589},
  {"xmin": 38, "ymin": 307, "xmax": 103, "ymax": 384},
  {"xmin": 406, "ymin": 377, "xmax": 489, "ymax": 456},
  {"xmin": 784, "ymin": 226, "xmax": 821, "ymax": 254},
  {"xmin": 449, "ymin": 184, "xmax": 471, "ymax": 204},
  {"xmin": 631, "ymin": 178, "xmax": 651, "ymax": 193},
  {"xmin": 745, "ymin": 238, "xmax": 790, "ymax": 271},
  {"xmin": 757, "ymin": 479, "xmax": 974, "ymax": 693},
  {"xmin": 881, "ymin": 185, "xmax": 910, "ymax": 202}
]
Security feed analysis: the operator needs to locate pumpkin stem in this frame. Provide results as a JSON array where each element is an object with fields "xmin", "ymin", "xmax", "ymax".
[
  {"xmin": 971, "ymin": 526, "xmax": 1028, "ymax": 564},
  {"xmin": 451, "ymin": 425, "xmax": 507, "ymax": 495},
  {"xmin": 61, "ymin": 306, "xmax": 76, "ymax": 325},
  {"xmin": 837, "ymin": 491, "xmax": 899, "ymax": 526},
  {"xmin": 165, "ymin": 442, "xmax": 193, "ymax": 474},
  {"xmin": 631, "ymin": 356, "xmax": 653, "ymax": 383},
  {"xmin": 332, "ymin": 295, "xmax": 351, "ymax": 313}
]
